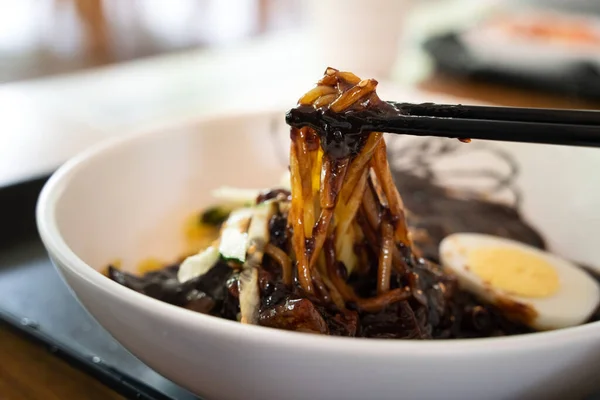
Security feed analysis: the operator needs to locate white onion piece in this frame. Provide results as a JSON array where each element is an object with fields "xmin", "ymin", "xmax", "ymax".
[{"xmin": 239, "ymin": 268, "xmax": 260, "ymax": 325}]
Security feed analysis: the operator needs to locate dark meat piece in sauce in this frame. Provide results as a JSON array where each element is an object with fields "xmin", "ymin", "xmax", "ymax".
[
  {"xmin": 107, "ymin": 261, "xmax": 233, "ymax": 316},
  {"xmin": 360, "ymin": 300, "xmax": 431, "ymax": 339},
  {"xmin": 259, "ymin": 298, "xmax": 329, "ymax": 334}
]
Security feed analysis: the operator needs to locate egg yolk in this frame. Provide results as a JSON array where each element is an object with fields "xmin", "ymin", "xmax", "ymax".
[
  {"xmin": 467, "ymin": 247, "xmax": 560, "ymax": 298},
  {"xmin": 137, "ymin": 258, "xmax": 165, "ymax": 274}
]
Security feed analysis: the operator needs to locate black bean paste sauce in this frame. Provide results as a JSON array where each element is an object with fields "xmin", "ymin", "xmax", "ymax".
[{"xmin": 108, "ymin": 70, "xmax": 600, "ymax": 339}]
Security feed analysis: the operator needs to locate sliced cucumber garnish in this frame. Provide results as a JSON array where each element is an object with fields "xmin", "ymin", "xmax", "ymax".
[
  {"xmin": 177, "ymin": 246, "xmax": 221, "ymax": 283},
  {"xmin": 218, "ymin": 208, "xmax": 253, "ymax": 263},
  {"xmin": 200, "ymin": 206, "xmax": 235, "ymax": 226}
]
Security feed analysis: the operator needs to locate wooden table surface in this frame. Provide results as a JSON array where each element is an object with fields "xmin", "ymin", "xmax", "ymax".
[
  {"xmin": 1, "ymin": 73, "xmax": 598, "ymax": 400},
  {"xmin": 0, "ymin": 323, "xmax": 123, "ymax": 400}
]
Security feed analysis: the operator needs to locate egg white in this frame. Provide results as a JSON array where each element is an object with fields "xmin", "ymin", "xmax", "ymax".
[{"xmin": 439, "ymin": 233, "xmax": 600, "ymax": 331}]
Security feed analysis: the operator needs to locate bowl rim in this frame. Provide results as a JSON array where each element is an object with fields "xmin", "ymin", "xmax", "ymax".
[{"xmin": 36, "ymin": 108, "xmax": 600, "ymax": 357}]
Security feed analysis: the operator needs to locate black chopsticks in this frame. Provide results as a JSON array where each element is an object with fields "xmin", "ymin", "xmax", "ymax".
[
  {"xmin": 286, "ymin": 102, "xmax": 600, "ymax": 148},
  {"xmin": 390, "ymin": 102, "xmax": 600, "ymax": 126},
  {"xmin": 366, "ymin": 103, "xmax": 600, "ymax": 148}
]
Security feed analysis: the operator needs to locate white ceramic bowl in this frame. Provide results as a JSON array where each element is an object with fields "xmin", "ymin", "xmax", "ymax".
[{"xmin": 37, "ymin": 110, "xmax": 600, "ymax": 400}]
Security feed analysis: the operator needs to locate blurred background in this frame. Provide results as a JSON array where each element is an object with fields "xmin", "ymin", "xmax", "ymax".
[
  {"xmin": 2, "ymin": 0, "xmax": 600, "ymax": 188},
  {"xmin": 2, "ymin": 0, "xmax": 600, "ymax": 399},
  {"xmin": 0, "ymin": 0, "xmax": 305, "ymax": 83},
  {"xmin": 2, "ymin": 1, "xmax": 600, "ymax": 89}
]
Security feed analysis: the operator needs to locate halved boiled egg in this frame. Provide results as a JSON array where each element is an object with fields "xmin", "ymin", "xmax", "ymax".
[{"xmin": 440, "ymin": 233, "xmax": 600, "ymax": 331}]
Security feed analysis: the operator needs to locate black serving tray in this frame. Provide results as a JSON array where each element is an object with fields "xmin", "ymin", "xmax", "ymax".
[{"xmin": 0, "ymin": 177, "xmax": 199, "ymax": 400}]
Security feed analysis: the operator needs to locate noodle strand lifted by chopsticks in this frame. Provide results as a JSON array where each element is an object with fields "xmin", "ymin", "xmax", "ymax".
[
  {"xmin": 289, "ymin": 133, "xmax": 313, "ymax": 294},
  {"xmin": 372, "ymin": 140, "xmax": 413, "ymax": 248},
  {"xmin": 288, "ymin": 67, "xmax": 418, "ymax": 310},
  {"xmin": 377, "ymin": 215, "xmax": 394, "ymax": 294}
]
